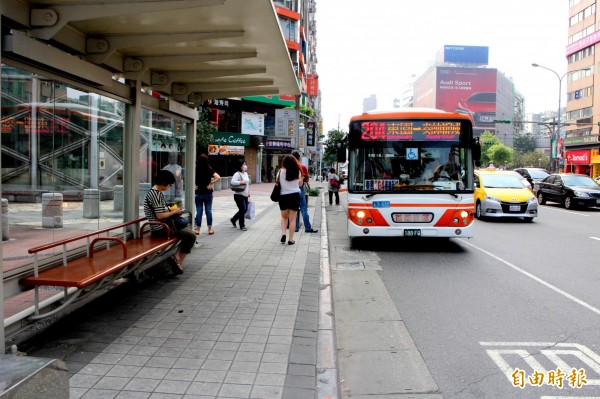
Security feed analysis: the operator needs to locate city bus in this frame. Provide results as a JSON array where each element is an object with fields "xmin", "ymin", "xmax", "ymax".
[{"xmin": 346, "ymin": 108, "xmax": 480, "ymax": 246}]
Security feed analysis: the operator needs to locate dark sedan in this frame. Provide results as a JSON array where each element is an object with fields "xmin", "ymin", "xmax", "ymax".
[{"xmin": 535, "ymin": 173, "xmax": 600, "ymax": 209}]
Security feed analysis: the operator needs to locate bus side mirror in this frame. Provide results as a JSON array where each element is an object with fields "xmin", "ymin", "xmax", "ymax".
[
  {"xmin": 472, "ymin": 138, "xmax": 481, "ymax": 167},
  {"xmin": 337, "ymin": 144, "xmax": 347, "ymax": 163}
]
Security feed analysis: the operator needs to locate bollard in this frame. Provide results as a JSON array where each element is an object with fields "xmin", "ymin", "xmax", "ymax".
[
  {"xmin": 213, "ymin": 178, "xmax": 222, "ymax": 191},
  {"xmin": 139, "ymin": 183, "xmax": 151, "ymax": 206},
  {"xmin": 2, "ymin": 198, "xmax": 9, "ymax": 241},
  {"xmin": 113, "ymin": 185, "xmax": 124, "ymax": 211},
  {"xmin": 42, "ymin": 193, "xmax": 63, "ymax": 228},
  {"xmin": 83, "ymin": 189, "xmax": 100, "ymax": 219},
  {"xmin": 221, "ymin": 176, "xmax": 230, "ymax": 189}
]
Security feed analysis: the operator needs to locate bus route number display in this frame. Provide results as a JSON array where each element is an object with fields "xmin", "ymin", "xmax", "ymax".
[{"xmin": 360, "ymin": 121, "xmax": 461, "ymax": 141}]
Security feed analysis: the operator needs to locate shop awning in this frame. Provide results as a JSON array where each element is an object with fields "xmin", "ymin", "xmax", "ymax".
[{"xmin": 1, "ymin": 0, "xmax": 300, "ymax": 106}]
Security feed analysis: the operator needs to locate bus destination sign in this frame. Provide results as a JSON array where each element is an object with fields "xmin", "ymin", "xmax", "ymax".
[{"xmin": 360, "ymin": 121, "xmax": 461, "ymax": 141}]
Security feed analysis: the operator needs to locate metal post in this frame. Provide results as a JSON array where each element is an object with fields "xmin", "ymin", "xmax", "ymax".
[
  {"xmin": 532, "ymin": 63, "xmax": 591, "ymax": 173},
  {"xmin": 258, "ymin": 143, "xmax": 264, "ymax": 183}
]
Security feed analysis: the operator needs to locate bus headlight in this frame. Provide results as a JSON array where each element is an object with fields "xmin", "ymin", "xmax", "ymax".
[{"xmin": 357, "ymin": 211, "xmax": 366, "ymax": 218}]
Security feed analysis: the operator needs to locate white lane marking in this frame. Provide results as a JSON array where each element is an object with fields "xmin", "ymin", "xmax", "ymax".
[
  {"xmin": 540, "ymin": 206, "xmax": 589, "ymax": 217},
  {"xmin": 462, "ymin": 241, "xmax": 600, "ymax": 316},
  {"xmin": 591, "ymin": 237, "xmax": 600, "ymax": 241},
  {"xmin": 481, "ymin": 342, "xmax": 600, "ymax": 386}
]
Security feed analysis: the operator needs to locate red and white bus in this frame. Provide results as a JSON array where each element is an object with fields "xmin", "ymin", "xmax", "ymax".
[{"xmin": 346, "ymin": 108, "xmax": 480, "ymax": 246}]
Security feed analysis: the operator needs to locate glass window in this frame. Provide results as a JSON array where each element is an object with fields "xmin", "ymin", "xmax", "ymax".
[{"xmin": 348, "ymin": 140, "xmax": 468, "ymax": 192}]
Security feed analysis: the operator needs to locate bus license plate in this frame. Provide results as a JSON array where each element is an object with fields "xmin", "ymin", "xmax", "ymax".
[
  {"xmin": 373, "ymin": 201, "xmax": 390, "ymax": 208},
  {"xmin": 509, "ymin": 205, "xmax": 520, "ymax": 212},
  {"xmin": 404, "ymin": 229, "xmax": 421, "ymax": 237}
]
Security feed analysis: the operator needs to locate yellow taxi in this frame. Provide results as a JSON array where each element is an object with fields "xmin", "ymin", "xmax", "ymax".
[{"xmin": 474, "ymin": 169, "xmax": 538, "ymax": 222}]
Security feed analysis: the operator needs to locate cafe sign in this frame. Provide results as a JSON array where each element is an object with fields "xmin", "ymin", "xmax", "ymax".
[{"xmin": 211, "ymin": 132, "xmax": 250, "ymax": 146}]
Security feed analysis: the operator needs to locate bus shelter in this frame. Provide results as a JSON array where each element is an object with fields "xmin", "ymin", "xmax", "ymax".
[{"xmin": 0, "ymin": 0, "xmax": 300, "ymax": 345}]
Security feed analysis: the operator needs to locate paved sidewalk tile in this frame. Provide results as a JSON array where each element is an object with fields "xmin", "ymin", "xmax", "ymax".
[{"xmin": 22, "ymin": 185, "xmax": 326, "ymax": 399}]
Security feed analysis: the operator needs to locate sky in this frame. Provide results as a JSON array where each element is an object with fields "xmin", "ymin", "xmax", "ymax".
[{"xmin": 316, "ymin": 0, "xmax": 568, "ymax": 133}]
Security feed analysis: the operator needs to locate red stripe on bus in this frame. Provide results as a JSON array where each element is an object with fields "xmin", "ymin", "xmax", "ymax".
[{"xmin": 348, "ymin": 203, "xmax": 474, "ymax": 208}]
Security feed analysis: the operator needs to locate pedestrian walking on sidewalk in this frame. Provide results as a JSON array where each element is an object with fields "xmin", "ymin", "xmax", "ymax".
[
  {"xmin": 277, "ymin": 154, "xmax": 303, "ymax": 245},
  {"xmin": 292, "ymin": 151, "xmax": 318, "ymax": 234},
  {"xmin": 327, "ymin": 167, "xmax": 340, "ymax": 205},
  {"xmin": 143, "ymin": 170, "xmax": 196, "ymax": 274},
  {"xmin": 230, "ymin": 159, "xmax": 250, "ymax": 231},
  {"xmin": 194, "ymin": 154, "xmax": 220, "ymax": 236}
]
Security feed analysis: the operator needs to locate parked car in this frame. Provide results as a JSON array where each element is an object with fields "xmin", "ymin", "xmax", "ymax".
[
  {"xmin": 514, "ymin": 167, "xmax": 550, "ymax": 189},
  {"xmin": 535, "ymin": 173, "xmax": 600, "ymax": 209},
  {"xmin": 474, "ymin": 169, "xmax": 538, "ymax": 222}
]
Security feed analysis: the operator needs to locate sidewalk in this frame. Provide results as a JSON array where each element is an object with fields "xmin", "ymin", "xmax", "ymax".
[{"xmin": 20, "ymin": 180, "xmax": 340, "ymax": 399}]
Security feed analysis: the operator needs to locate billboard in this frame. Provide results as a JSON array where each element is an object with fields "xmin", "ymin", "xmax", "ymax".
[
  {"xmin": 436, "ymin": 67, "xmax": 497, "ymax": 131},
  {"xmin": 443, "ymin": 45, "xmax": 489, "ymax": 65},
  {"xmin": 241, "ymin": 111, "xmax": 264, "ymax": 135}
]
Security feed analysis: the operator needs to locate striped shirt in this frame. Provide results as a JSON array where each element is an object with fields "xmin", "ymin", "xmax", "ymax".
[{"xmin": 143, "ymin": 189, "xmax": 168, "ymax": 233}]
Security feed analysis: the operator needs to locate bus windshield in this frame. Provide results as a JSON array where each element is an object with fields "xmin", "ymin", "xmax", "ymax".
[{"xmin": 348, "ymin": 120, "xmax": 473, "ymax": 193}]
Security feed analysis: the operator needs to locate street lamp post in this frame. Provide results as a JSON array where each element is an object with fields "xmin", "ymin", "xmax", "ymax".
[{"xmin": 532, "ymin": 63, "xmax": 591, "ymax": 172}]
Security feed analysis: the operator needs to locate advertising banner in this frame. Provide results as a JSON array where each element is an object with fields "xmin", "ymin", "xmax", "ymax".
[
  {"xmin": 565, "ymin": 149, "xmax": 590, "ymax": 165},
  {"xmin": 436, "ymin": 67, "xmax": 497, "ymax": 131},
  {"xmin": 275, "ymin": 108, "xmax": 298, "ymax": 138},
  {"xmin": 307, "ymin": 74, "xmax": 319, "ymax": 97},
  {"xmin": 208, "ymin": 144, "xmax": 244, "ymax": 156},
  {"xmin": 443, "ymin": 45, "xmax": 489, "ymax": 65},
  {"xmin": 241, "ymin": 111, "xmax": 264, "ymax": 135}
]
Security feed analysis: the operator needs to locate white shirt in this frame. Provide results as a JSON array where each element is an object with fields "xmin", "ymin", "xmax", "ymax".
[
  {"xmin": 231, "ymin": 171, "xmax": 250, "ymax": 196},
  {"xmin": 278, "ymin": 169, "xmax": 301, "ymax": 195}
]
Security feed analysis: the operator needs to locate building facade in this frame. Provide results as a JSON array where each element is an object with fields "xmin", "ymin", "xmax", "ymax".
[
  {"xmin": 204, "ymin": 0, "xmax": 321, "ymax": 181},
  {"xmin": 564, "ymin": 0, "xmax": 600, "ymax": 176}
]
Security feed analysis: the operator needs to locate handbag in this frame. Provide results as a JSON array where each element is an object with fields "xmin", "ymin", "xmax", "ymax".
[
  {"xmin": 231, "ymin": 172, "xmax": 246, "ymax": 192},
  {"xmin": 244, "ymin": 201, "xmax": 256, "ymax": 220},
  {"xmin": 167, "ymin": 214, "xmax": 188, "ymax": 230},
  {"xmin": 270, "ymin": 183, "xmax": 281, "ymax": 202},
  {"xmin": 330, "ymin": 178, "xmax": 340, "ymax": 188},
  {"xmin": 270, "ymin": 172, "xmax": 281, "ymax": 202}
]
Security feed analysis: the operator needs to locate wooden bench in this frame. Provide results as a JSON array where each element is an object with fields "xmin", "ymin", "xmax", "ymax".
[{"xmin": 18, "ymin": 218, "xmax": 179, "ymax": 320}]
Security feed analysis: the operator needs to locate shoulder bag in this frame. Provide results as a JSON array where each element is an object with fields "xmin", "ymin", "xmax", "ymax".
[
  {"xmin": 231, "ymin": 172, "xmax": 246, "ymax": 192},
  {"xmin": 270, "ymin": 173, "xmax": 281, "ymax": 202}
]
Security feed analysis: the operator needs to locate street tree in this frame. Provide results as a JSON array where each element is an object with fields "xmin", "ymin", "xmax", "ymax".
[
  {"xmin": 487, "ymin": 144, "xmax": 513, "ymax": 168},
  {"xmin": 479, "ymin": 131, "xmax": 502, "ymax": 166},
  {"xmin": 513, "ymin": 132, "xmax": 536, "ymax": 154},
  {"xmin": 513, "ymin": 151, "xmax": 550, "ymax": 169},
  {"xmin": 323, "ymin": 129, "xmax": 346, "ymax": 167},
  {"xmin": 196, "ymin": 107, "xmax": 216, "ymax": 153}
]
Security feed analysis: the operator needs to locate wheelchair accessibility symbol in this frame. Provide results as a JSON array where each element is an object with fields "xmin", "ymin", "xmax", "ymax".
[{"xmin": 406, "ymin": 148, "xmax": 418, "ymax": 160}]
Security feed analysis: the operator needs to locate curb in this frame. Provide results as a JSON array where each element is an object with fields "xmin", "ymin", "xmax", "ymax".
[{"xmin": 316, "ymin": 191, "xmax": 340, "ymax": 399}]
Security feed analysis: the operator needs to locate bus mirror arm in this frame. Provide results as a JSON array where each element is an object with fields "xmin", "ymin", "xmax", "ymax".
[{"xmin": 472, "ymin": 138, "xmax": 482, "ymax": 167}]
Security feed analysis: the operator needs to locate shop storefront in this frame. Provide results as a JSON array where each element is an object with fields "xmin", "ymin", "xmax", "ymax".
[
  {"xmin": 264, "ymin": 138, "xmax": 294, "ymax": 183},
  {"xmin": 564, "ymin": 149, "xmax": 591, "ymax": 175},
  {"xmin": 207, "ymin": 133, "xmax": 250, "ymax": 178}
]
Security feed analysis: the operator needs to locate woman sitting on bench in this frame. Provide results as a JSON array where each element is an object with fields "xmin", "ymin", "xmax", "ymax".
[{"xmin": 143, "ymin": 170, "xmax": 196, "ymax": 274}]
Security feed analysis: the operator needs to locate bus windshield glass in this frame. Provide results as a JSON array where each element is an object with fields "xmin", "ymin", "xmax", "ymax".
[{"xmin": 348, "ymin": 119, "xmax": 473, "ymax": 193}]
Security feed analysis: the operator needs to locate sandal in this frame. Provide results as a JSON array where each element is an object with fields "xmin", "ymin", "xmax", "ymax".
[
  {"xmin": 169, "ymin": 255, "xmax": 183, "ymax": 275},
  {"xmin": 194, "ymin": 227, "xmax": 200, "ymax": 235},
  {"xmin": 280, "ymin": 234, "xmax": 286, "ymax": 243},
  {"xmin": 208, "ymin": 228, "xmax": 214, "ymax": 235},
  {"xmin": 287, "ymin": 240, "xmax": 295, "ymax": 245}
]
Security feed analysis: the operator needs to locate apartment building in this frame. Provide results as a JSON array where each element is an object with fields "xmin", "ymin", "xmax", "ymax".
[{"xmin": 565, "ymin": 0, "xmax": 600, "ymax": 176}]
